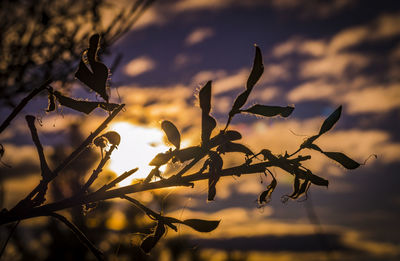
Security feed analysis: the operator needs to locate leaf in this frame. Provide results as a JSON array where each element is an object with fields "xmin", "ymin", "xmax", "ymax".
[
  {"xmin": 209, "ymin": 130, "xmax": 242, "ymax": 147},
  {"xmin": 217, "ymin": 142, "xmax": 253, "ymax": 155},
  {"xmin": 242, "ymin": 105, "xmax": 294, "ymax": 118},
  {"xmin": 140, "ymin": 222, "xmax": 165, "ymax": 253},
  {"xmin": 319, "ymin": 105, "xmax": 342, "ymax": 135},
  {"xmin": 199, "ymin": 81, "xmax": 212, "ymax": 114},
  {"xmin": 207, "ymin": 152, "xmax": 223, "ymax": 201},
  {"xmin": 199, "ymin": 82, "xmax": 216, "ymax": 144},
  {"xmin": 246, "ymin": 45, "xmax": 264, "ymax": 91},
  {"xmin": 202, "ymin": 114, "xmax": 217, "ymax": 145},
  {"xmin": 323, "ymin": 152, "xmax": 360, "ymax": 169},
  {"xmin": 182, "ymin": 219, "xmax": 220, "ymax": 233},
  {"xmin": 46, "ymin": 92, "xmax": 56, "ymax": 112},
  {"xmin": 161, "ymin": 120, "xmax": 181, "ymax": 149},
  {"xmin": 149, "ymin": 152, "xmax": 173, "ymax": 166},
  {"xmin": 288, "ymin": 176, "xmax": 300, "ymax": 198},
  {"xmin": 258, "ymin": 178, "xmax": 277, "ymax": 204},
  {"xmin": 174, "ymin": 146, "xmax": 204, "ymax": 163},
  {"xmin": 307, "ymin": 171, "xmax": 329, "ymax": 187},
  {"xmin": 54, "ymin": 91, "xmax": 118, "ymax": 114},
  {"xmin": 75, "ymin": 34, "xmax": 109, "ymax": 101},
  {"xmin": 102, "ymin": 131, "xmax": 121, "ymax": 146},
  {"xmin": 230, "ymin": 90, "xmax": 251, "ymax": 116}
]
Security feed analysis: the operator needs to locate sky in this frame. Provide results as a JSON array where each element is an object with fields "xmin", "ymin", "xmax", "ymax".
[{"xmin": 1, "ymin": 0, "xmax": 400, "ymax": 260}]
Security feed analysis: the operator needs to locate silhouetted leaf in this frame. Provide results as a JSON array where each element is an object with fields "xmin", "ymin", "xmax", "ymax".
[
  {"xmin": 202, "ymin": 114, "xmax": 217, "ymax": 145},
  {"xmin": 246, "ymin": 45, "xmax": 264, "ymax": 91},
  {"xmin": 54, "ymin": 91, "xmax": 118, "ymax": 114},
  {"xmin": 323, "ymin": 152, "xmax": 360, "ymax": 169},
  {"xmin": 75, "ymin": 34, "xmax": 109, "ymax": 101},
  {"xmin": 258, "ymin": 178, "xmax": 277, "ymax": 204},
  {"xmin": 297, "ymin": 180, "xmax": 310, "ymax": 198},
  {"xmin": 288, "ymin": 176, "xmax": 300, "ymax": 198},
  {"xmin": 230, "ymin": 90, "xmax": 251, "ymax": 116},
  {"xmin": 208, "ymin": 152, "xmax": 223, "ymax": 201},
  {"xmin": 182, "ymin": 219, "xmax": 220, "ymax": 232},
  {"xmin": 149, "ymin": 152, "xmax": 173, "ymax": 166},
  {"xmin": 102, "ymin": 131, "xmax": 121, "ymax": 146},
  {"xmin": 319, "ymin": 106, "xmax": 342, "ymax": 135},
  {"xmin": 161, "ymin": 120, "xmax": 181, "ymax": 149},
  {"xmin": 308, "ymin": 143, "xmax": 323, "ymax": 152},
  {"xmin": 210, "ymin": 130, "xmax": 242, "ymax": 147},
  {"xmin": 46, "ymin": 92, "xmax": 56, "ymax": 112},
  {"xmin": 140, "ymin": 222, "xmax": 165, "ymax": 253},
  {"xmin": 199, "ymin": 82, "xmax": 216, "ymax": 144},
  {"xmin": 217, "ymin": 141, "xmax": 253, "ymax": 155},
  {"xmin": 0, "ymin": 144, "xmax": 4, "ymax": 159},
  {"xmin": 307, "ymin": 171, "xmax": 329, "ymax": 187},
  {"xmin": 300, "ymin": 135, "xmax": 320, "ymax": 149},
  {"xmin": 174, "ymin": 146, "xmax": 203, "ymax": 163},
  {"xmin": 199, "ymin": 81, "xmax": 212, "ymax": 114},
  {"xmin": 93, "ymin": 136, "xmax": 107, "ymax": 149},
  {"xmin": 242, "ymin": 105, "xmax": 294, "ymax": 118}
]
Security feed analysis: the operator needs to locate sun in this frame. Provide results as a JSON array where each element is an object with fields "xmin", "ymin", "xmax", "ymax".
[{"xmin": 107, "ymin": 122, "xmax": 169, "ymax": 186}]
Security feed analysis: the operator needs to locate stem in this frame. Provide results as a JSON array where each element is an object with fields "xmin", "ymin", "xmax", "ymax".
[
  {"xmin": 49, "ymin": 213, "xmax": 104, "ymax": 261},
  {"xmin": 0, "ymin": 79, "xmax": 52, "ymax": 134},
  {"xmin": 0, "ymin": 156, "xmax": 312, "ymax": 225}
]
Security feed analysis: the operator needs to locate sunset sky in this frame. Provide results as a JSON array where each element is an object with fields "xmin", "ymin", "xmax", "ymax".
[{"xmin": 1, "ymin": 0, "xmax": 400, "ymax": 260}]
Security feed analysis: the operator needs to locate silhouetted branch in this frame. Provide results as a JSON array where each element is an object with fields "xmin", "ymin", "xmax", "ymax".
[
  {"xmin": 0, "ymin": 79, "xmax": 52, "ymax": 134},
  {"xmin": 48, "ymin": 213, "xmax": 104, "ymax": 261}
]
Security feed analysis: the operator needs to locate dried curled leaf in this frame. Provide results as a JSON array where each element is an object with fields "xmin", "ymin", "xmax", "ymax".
[
  {"xmin": 102, "ymin": 131, "xmax": 121, "ymax": 146},
  {"xmin": 242, "ymin": 104, "xmax": 294, "ymax": 118},
  {"xmin": 54, "ymin": 91, "xmax": 118, "ymax": 114},
  {"xmin": 258, "ymin": 178, "xmax": 277, "ymax": 204},
  {"xmin": 210, "ymin": 130, "xmax": 242, "ymax": 147},
  {"xmin": 182, "ymin": 219, "xmax": 220, "ymax": 233},
  {"xmin": 46, "ymin": 91, "xmax": 56, "ymax": 112},
  {"xmin": 161, "ymin": 120, "xmax": 181, "ymax": 149},
  {"xmin": 140, "ymin": 222, "xmax": 165, "ymax": 253},
  {"xmin": 75, "ymin": 34, "xmax": 109, "ymax": 101}
]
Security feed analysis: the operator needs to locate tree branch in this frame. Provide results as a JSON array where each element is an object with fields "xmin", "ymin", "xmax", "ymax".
[
  {"xmin": 48, "ymin": 213, "xmax": 104, "ymax": 261},
  {"xmin": 0, "ymin": 79, "xmax": 52, "ymax": 134}
]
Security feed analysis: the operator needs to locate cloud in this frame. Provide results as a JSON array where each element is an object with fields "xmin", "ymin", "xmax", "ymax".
[
  {"xmin": 270, "ymin": 0, "xmax": 356, "ymax": 18},
  {"xmin": 174, "ymin": 0, "xmax": 232, "ymax": 12},
  {"xmin": 185, "ymin": 27, "xmax": 215, "ymax": 46},
  {"xmin": 343, "ymin": 84, "xmax": 400, "ymax": 114},
  {"xmin": 288, "ymin": 80, "xmax": 335, "ymax": 102},
  {"xmin": 299, "ymin": 53, "xmax": 369, "ymax": 78},
  {"xmin": 123, "ymin": 56, "xmax": 156, "ymax": 77}
]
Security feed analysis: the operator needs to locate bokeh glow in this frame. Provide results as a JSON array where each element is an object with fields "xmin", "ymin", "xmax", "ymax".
[{"xmin": 108, "ymin": 122, "xmax": 169, "ymax": 185}]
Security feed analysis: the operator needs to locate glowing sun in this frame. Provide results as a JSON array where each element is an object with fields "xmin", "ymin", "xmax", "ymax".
[{"xmin": 107, "ymin": 122, "xmax": 169, "ymax": 185}]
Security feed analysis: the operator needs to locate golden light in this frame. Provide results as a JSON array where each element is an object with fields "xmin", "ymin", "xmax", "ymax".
[{"xmin": 108, "ymin": 122, "xmax": 169, "ymax": 186}]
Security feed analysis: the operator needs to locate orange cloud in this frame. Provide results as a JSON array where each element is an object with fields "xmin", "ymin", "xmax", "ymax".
[
  {"xmin": 185, "ymin": 27, "xmax": 214, "ymax": 46},
  {"xmin": 124, "ymin": 56, "xmax": 156, "ymax": 77}
]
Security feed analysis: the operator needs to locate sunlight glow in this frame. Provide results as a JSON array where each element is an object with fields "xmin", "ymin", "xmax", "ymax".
[{"xmin": 108, "ymin": 122, "xmax": 169, "ymax": 186}]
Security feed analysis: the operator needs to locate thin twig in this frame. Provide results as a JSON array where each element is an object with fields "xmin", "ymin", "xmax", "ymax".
[
  {"xmin": 97, "ymin": 168, "xmax": 138, "ymax": 192},
  {"xmin": 82, "ymin": 145, "xmax": 116, "ymax": 192},
  {"xmin": 49, "ymin": 213, "xmax": 104, "ymax": 261},
  {"xmin": 0, "ymin": 79, "xmax": 52, "ymax": 134},
  {"xmin": 0, "ymin": 220, "xmax": 20, "ymax": 259}
]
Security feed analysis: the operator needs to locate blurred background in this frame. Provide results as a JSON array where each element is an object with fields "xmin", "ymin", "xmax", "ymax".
[{"xmin": 0, "ymin": 0, "xmax": 399, "ymax": 260}]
